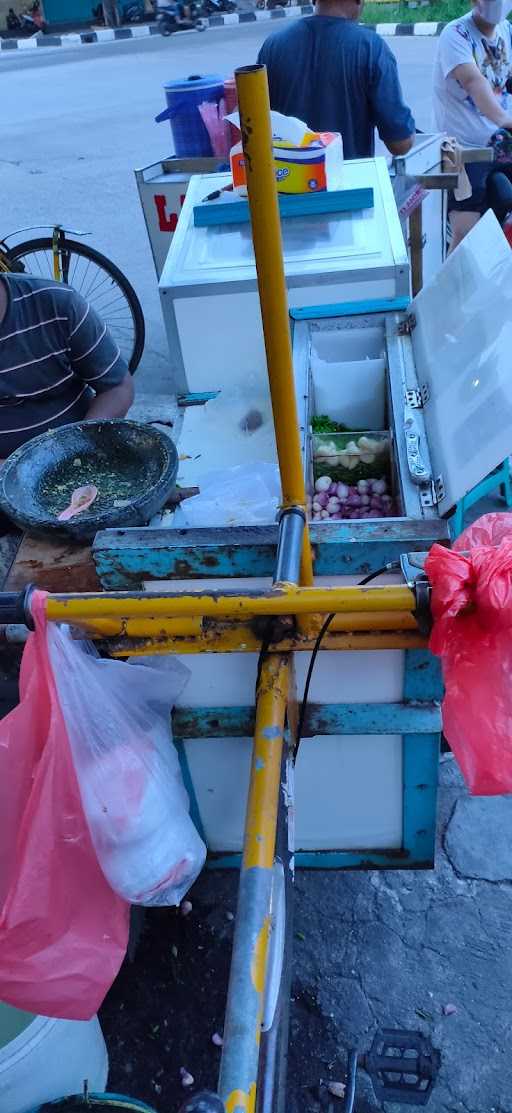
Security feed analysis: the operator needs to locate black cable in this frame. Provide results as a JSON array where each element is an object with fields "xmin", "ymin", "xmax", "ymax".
[
  {"xmin": 255, "ymin": 627, "xmax": 273, "ymax": 693},
  {"xmin": 292, "ymin": 563, "xmax": 400, "ymax": 763},
  {"xmin": 342, "ymin": 1050, "xmax": 359, "ymax": 1113}
]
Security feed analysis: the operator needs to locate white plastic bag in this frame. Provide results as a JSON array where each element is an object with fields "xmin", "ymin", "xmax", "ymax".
[
  {"xmin": 174, "ymin": 462, "xmax": 281, "ymax": 528},
  {"xmin": 48, "ymin": 627, "xmax": 206, "ymax": 907}
]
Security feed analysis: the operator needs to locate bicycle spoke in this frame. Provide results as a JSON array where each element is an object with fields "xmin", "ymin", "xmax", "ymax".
[
  {"xmin": 84, "ymin": 271, "xmax": 114, "ymax": 300},
  {"xmin": 70, "ymin": 251, "xmax": 81, "ymax": 289},
  {"xmin": 91, "ymin": 293, "xmax": 133, "ymax": 314},
  {"xmin": 11, "ymin": 240, "xmax": 143, "ymax": 371},
  {"xmin": 76, "ymin": 257, "xmax": 93, "ymax": 297}
]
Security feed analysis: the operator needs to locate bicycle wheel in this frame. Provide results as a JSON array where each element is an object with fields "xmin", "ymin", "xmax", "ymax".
[{"xmin": 7, "ymin": 237, "xmax": 145, "ymax": 374}]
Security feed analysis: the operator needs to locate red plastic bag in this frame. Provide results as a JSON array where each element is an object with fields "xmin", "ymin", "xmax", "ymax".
[
  {"xmin": 0, "ymin": 592, "xmax": 129, "ymax": 1019},
  {"xmin": 426, "ymin": 514, "xmax": 512, "ymax": 795},
  {"xmin": 454, "ymin": 511, "xmax": 512, "ymax": 553}
]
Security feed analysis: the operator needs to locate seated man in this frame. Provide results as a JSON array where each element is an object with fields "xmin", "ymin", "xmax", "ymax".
[
  {"xmin": 0, "ymin": 272, "xmax": 134, "ymax": 459},
  {"xmin": 433, "ymin": 0, "xmax": 512, "ymax": 251}
]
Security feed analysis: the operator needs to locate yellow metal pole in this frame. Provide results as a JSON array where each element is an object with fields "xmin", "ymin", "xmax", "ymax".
[
  {"xmin": 67, "ymin": 609, "xmax": 417, "ymax": 640},
  {"xmin": 45, "ymin": 583, "xmax": 415, "ymax": 623},
  {"xmin": 106, "ymin": 630, "xmax": 427, "ymax": 658},
  {"xmin": 235, "ymin": 64, "xmax": 313, "ymax": 586},
  {"xmin": 218, "ymin": 654, "xmax": 288, "ymax": 1113}
]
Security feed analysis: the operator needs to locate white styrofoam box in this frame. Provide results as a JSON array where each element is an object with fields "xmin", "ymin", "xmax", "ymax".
[
  {"xmin": 311, "ymin": 357, "xmax": 387, "ymax": 431},
  {"xmin": 184, "ymin": 737, "xmax": 251, "ymax": 851},
  {"xmin": 310, "ymin": 322, "xmax": 387, "ymax": 429},
  {"xmin": 312, "ymin": 326, "xmax": 384, "ymax": 363},
  {"xmin": 183, "ymin": 732, "xmax": 402, "ymax": 852},
  {"xmin": 155, "ymin": 574, "xmax": 405, "ymax": 851},
  {"xmin": 172, "ymin": 280, "xmax": 399, "ymax": 396},
  {"xmin": 295, "ymin": 732, "xmax": 402, "ymax": 849}
]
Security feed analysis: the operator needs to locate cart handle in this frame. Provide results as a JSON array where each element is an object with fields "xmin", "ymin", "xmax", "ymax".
[{"xmin": 0, "ymin": 587, "xmax": 34, "ymax": 629}]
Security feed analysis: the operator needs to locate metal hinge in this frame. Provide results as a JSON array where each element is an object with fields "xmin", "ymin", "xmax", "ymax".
[
  {"xmin": 405, "ymin": 384, "xmax": 430, "ymax": 408},
  {"xmin": 397, "ymin": 313, "xmax": 417, "ymax": 336},
  {"xmin": 420, "ymin": 475, "xmax": 445, "ymax": 508}
]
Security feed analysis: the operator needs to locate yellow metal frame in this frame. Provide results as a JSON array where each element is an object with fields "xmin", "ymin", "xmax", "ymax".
[
  {"xmin": 43, "ymin": 583, "xmax": 421, "ymax": 651},
  {"xmin": 30, "ymin": 66, "xmax": 428, "ymax": 1113},
  {"xmin": 236, "ymin": 65, "xmax": 313, "ymax": 588},
  {"xmin": 46, "ymin": 583, "xmax": 414, "ymax": 625}
]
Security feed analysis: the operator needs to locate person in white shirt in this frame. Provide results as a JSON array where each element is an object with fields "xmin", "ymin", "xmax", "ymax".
[{"xmin": 433, "ymin": 0, "xmax": 512, "ymax": 249}]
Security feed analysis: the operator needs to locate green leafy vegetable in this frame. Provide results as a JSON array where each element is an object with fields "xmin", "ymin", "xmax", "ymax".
[{"xmin": 311, "ymin": 415, "xmax": 349, "ymax": 434}]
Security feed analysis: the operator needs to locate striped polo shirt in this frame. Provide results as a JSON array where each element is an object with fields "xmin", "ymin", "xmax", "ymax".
[{"xmin": 0, "ymin": 273, "xmax": 129, "ymax": 457}]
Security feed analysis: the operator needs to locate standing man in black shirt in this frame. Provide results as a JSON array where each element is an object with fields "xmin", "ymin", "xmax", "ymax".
[{"xmin": 258, "ymin": 0, "xmax": 415, "ymax": 159}]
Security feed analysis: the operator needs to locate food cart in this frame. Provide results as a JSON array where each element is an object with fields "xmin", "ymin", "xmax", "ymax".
[
  {"xmin": 3, "ymin": 72, "xmax": 510, "ymax": 1112},
  {"xmin": 59, "ymin": 68, "xmax": 508, "ymax": 1108}
]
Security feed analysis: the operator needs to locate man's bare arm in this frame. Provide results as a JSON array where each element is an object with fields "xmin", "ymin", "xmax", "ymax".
[
  {"xmin": 85, "ymin": 373, "xmax": 134, "ymax": 420},
  {"xmin": 385, "ymin": 135, "xmax": 414, "ymax": 156},
  {"xmin": 451, "ymin": 62, "xmax": 512, "ymax": 128}
]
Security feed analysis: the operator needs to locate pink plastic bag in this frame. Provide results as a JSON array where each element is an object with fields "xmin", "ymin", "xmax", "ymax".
[
  {"xmin": 426, "ymin": 513, "xmax": 512, "ymax": 795},
  {"xmin": 0, "ymin": 592, "xmax": 129, "ymax": 1019}
]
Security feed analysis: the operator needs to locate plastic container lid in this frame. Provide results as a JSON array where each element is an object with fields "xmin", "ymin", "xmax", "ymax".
[{"xmin": 163, "ymin": 74, "xmax": 224, "ymax": 93}]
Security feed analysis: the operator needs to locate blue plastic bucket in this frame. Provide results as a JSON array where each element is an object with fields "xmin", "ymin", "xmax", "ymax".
[{"xmin": 155, "ymin": 73, "xmax": 225, "ymax": 157}]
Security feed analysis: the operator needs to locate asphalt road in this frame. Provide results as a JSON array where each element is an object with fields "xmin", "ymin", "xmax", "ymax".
[{"xmin": 2, "ymin": 26, "xmax": 437, "ymax": 391}]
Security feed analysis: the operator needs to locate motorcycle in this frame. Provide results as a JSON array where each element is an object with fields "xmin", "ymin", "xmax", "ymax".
[
  {"xmin": 15, "ymin": 0, "xmax": 47, "ymax": 34},
  {"xmin": 200, "ymin": 0, "xmax": 237, "ymax": 13},
  {"xmin": 485, "ymin": 130, "xmax": 512, "ymax": 246},
  {"xmin": 156, "ymin": 0, "xmax": 206, "ymax": 33}
]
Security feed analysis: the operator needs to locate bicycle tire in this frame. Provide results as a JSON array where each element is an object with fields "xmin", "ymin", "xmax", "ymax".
[{"xmin": 7, "ymin": 237, "xmax": 145, "ymax": 374}]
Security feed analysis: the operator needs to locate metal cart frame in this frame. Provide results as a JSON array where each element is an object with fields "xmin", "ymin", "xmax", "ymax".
[{"xmin": 4, "ymin": 69, "xmax": 444, "ymax": 1111}]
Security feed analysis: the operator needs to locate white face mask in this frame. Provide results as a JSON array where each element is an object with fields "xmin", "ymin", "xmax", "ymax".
[{"xmin": 475, "ymin": 0, "xmax": 511, "ymax": 23}]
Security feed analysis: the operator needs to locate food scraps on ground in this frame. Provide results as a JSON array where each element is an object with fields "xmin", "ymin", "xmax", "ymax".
[
  {"xmin": 180, "ymin": 1068, "xmax": 194, "ymax": 1088},
  {"xmin": 57, "ymin": 484, "xmax": 98, "ymax": 521},
  {"xmin": 327, "ymin": 1081, "xmax": 346, "ymax": 1099},
  {"xmin": 180, "ymin": 900, "xmax": 193, "ymax": 917},
  {"xmin": 310, "ymin": 476, "xmax": 396, "ymax": 520},
  {"xmin": 211, "ymin": 1032, "xmax": 223, "ymax": 1047}
]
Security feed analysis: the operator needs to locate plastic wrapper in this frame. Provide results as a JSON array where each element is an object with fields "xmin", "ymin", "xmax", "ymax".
[
  {"xmin": 173, "ymin": 462, "xmax": 280, "ymax": 527},
  {"xmin": 0, "ymin": 592, "xmax": 129, "ymax": 1020},
  {"xmin": 426, "ymin": 512, "xmax": 512, "ymax": 794},
  {"xmin": 48, "ymin": 632, "xmax": 206, "ymax": 907}
]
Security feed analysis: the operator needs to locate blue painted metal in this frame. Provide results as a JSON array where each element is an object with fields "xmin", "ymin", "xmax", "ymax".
[
  {"xmin": 403, "ymin": 648, "xmax": 443, "ymax": 702},
  {"xmin": 177, "ymin": 391, "xmax": 220, "ymax": 407},
  {"xmin": 401, "ymin": 649, "xmax": 442, "ymax": 866},
  {"xmin": 290, "ymin": 296, "xmax": 410, "ymax": 321},
  {"xmin": 451, "ymin": 458, "xmax": 512, "ymax": 538},
  {"xmin": 402, "ymin": 733, "xmax": 440, "ymax": 865},
  {"xmin": 207, "ymin": 849, "xmax": 432, "ymax": 870},
  {"xmin": 174, "ymin": 738, "xmax": 208, "ymax": 843},
  {"xmin": 93, "ymin": 519, "xmax": 449, "ymax": 590},
  {"xmin": 193, "ymin": 188, "xmax": 374, "ymax": 228},
  {"xmin": 172, "ymin": 702, "xmax": 441, "ymax": 740}
]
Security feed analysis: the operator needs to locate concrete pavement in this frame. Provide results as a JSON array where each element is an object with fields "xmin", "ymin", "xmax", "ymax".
[
  {"xmin": 3, "ymin": 27, "xmax": 437, "ymax": 394},
  {"xmin": 102, "ymin": 757, "xmax": 512, "ymax": 1112}
]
